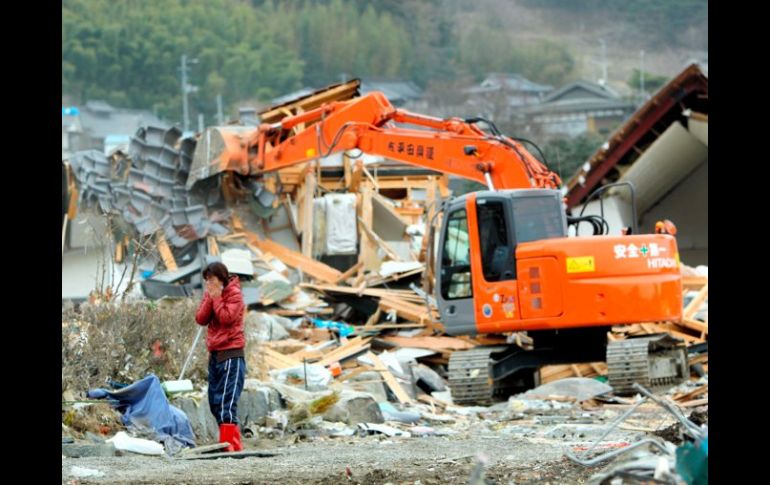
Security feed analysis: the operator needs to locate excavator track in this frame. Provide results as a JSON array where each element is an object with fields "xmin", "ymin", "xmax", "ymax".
[
  {"xmin": 607, "ymin": 334, "xmax": 689, "ymax": 395},
  {"xmin": 447, "ymin": 346, "xmax": 508, "ymax": 405}
]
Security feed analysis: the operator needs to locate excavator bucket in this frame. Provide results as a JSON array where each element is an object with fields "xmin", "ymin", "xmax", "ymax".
[{"xmin": 185, "ymin": 126, "xmax": 256, "ymax": 189}]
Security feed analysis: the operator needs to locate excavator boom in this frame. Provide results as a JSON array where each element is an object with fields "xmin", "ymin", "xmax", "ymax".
[{"xmin": 187, "ymin": 92, "xmax": 560, "ymax": 191}]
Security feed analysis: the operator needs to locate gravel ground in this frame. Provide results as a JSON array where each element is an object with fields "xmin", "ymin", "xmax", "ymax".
[
  {"xmin": 62, "ymin": 382, "xmax": 707, "ymax": 484},
  {"xmin": 61, "ymin": 430, "xmax": 622, "ymax": 484}
]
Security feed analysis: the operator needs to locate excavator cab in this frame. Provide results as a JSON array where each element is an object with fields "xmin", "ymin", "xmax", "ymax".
[
  {"xmin": 437, "ymin": 189, "xmax": 566, "ymax": 335},
  {"xmin": 436, "ymin": 187, "xmax": 683, "ymax": 334}
]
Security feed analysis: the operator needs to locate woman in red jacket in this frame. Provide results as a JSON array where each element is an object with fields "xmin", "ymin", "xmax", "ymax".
[{"xmin": 195, "ymin": 262, "xmax": 246, "ymax": 452}]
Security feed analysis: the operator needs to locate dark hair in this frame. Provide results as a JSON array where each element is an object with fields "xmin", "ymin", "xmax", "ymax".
[{"xmin": 203, "ymin": 262, "xmax": 230, "ymax": 284}]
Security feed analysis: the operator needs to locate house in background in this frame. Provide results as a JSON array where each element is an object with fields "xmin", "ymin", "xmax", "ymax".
[
  {"xmin": 462, "ymin": 73, "xmax": 553, "ymax": 122},
  {"xmin": 360, "ymin": 79, "xmax": 426, "ymax": 111},
  {"xmin": 517, "ymin": 80, "xmax": 636, "ymax": 139},
  {"xmin": 269, "ymin": 78, "xmax": 425, "ymax": 111},
  {"xmin": 564, "ymin": 64, "xmax": 708, "ymax": 265},
  {"xmin": 62, "ymin": 100, "xmax": 167, "ymax": 156}
]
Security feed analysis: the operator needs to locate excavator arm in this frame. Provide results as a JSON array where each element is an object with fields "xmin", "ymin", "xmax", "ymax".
[{"xmin": 186, "ymin": 92, "xmax": 561, "ymax": 190}]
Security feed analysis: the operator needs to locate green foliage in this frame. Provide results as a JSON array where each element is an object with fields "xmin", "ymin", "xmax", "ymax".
[
  {"xmin": 458, "ymin": 28, "xmax": 574, "ymax": 86},
  {"xmin": 539, "ymin": 133, "xmax": 606, "ymax": 181},
  {"xmin": 62, "ymin": 0, "xmax": 578, "ymax": 124},
  {"xmin": 62, "ymin": 0, "xmax": 306, "ymax": 120}
]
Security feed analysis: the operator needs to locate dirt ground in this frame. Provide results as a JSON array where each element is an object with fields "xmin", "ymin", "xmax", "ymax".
[
  {"xmin": 63, "ymin": 392, "xmax": 705, "ymax": 484},
  {"xmin": 62, "ymin": 433, "xmax": 600, "ymax": 484}
]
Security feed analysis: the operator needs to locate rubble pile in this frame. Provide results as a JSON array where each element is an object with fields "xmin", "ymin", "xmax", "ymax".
[{"xmin": 61, "ymin": 84, "xmax": 707, "ymax": 483}]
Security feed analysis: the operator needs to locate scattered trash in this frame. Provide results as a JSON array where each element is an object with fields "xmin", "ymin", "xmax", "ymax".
[
  {"xmin": 106, "ymin": 431, "xmax": 164, "ymax": 456},
  {"xmin": 379, "ymin": 402, "xmax": 421, "ymax": 424},
  {"xmin": 69, "ymin": 466, "xmax": 105, "ymax": 478},
  {"xmin": 357, "ymin": 422, "xmax": 411, "ymax": 438},
  {"xmin": 522, "ymin": 378, "xmax": 613, "ymax": 402},
  {"xmin": 162, "ymin": 379, "xmax": 194, "ymax": 395},
  {"xmin": 271, "ymin": 364, "xmax": 333, "ymax": 390},
  {"xmin": 310, "ymin": 318, "xmax": 355, "ymax": 338}
]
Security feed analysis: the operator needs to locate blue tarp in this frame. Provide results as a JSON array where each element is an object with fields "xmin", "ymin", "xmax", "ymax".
[
  {"xmin": 311, "ymin": 318, "xmax": 355, "ymax": 337},
  {"xmin": 88, "ymin": 374, "xmax": 196, "ymax": 449}
]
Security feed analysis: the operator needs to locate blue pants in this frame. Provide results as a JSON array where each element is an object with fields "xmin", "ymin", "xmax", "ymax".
[{"xmin": 208, "ymin": 356, "xmax": 246, "ymax": 425}]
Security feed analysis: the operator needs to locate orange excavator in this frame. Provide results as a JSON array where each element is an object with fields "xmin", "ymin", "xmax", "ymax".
[{"xmin": 188, "ymin": 91, "xmax": 688, "ymax": 403}]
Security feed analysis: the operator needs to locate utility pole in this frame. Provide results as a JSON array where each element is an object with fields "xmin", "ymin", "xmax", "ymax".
[
  {"xmin": 599, "ymin": 39, "xmax": 608, "ymax": 86},
  {"xmin": 216, "ymin": 94, "xmax": 224, "ymax": 125},
  {"xmin": 198, "ymin": 114, "xmax": 204, "ymax": 133},
  {"xmin": 180, "ymin": 54, "xmax": 198, "ymax": 132},
  {"xmin": 639, "ymin": 51, "xmax": 647, "ymax": 101}
]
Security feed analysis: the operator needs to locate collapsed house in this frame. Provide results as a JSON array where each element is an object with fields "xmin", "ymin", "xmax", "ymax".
[
  {"xmin": 62, "ymin": 75, "xmax": 707, "ymax": 388},
  {"xmin": 564, "ymin": 63, "xmax": 708, "ymax": 266}
]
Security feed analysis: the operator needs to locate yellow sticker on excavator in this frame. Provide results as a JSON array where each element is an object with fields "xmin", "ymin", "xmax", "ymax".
[
  {"xmin": 566, "ymin": 256, "xmax": 595, "ymax": 273},
  {"xmin": 306, "ymin": 148, "xmax": 317, "ymax": 158}
]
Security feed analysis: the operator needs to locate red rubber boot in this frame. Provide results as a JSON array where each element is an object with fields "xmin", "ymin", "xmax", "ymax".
[{"xmin": 218, "ymin": 423, "xmax": 243, "ymax": 452}]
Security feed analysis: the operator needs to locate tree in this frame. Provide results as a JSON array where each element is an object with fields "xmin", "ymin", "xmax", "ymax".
[{"xmin": 539, "ymin": 134, "xmax": 606, "ymax": 181}]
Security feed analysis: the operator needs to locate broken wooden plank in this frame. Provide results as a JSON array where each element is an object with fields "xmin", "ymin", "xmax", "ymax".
[
  {"xmin": 688, "ymin": 353, "xmax": 708, "ymax": 366},
  {"xmin": 379, "ymin": 296, "xmax": 436, "ymax": 323},
  {"xmin": 361, "ymin": 323, "xmax": 426, "ymax": 331},
  {"xmin": 336, "ymin": 365, "xmax": 374, "ymax": 383},
  {"xmin": 438, "ymin": 174, "xmax": 451, "ymax": 198},
  {"xmin": 683, "ymin": 284, "xmax": 708, "ymax": 319},
  {"xmin": 349, "ymin": 160, "xmax": 363, "ymax": 192},
  {"xmin": 207, "ymin": 236, "xmax": 220, "ymax": 256},
  {"xmin": 244, "ymin": 232, "xmax": 343, "ymax": 283},
  {"xmin": 364, "ymin": 307, "xmax": 382, "ymax": 328},
  {"xmin": 682, "ymin": 277, "xmax": 708, "ymax": 290},
  {"xmin": 155, "ymin": 232, "xmax": 178, "ymax": 271},
  {"xmin": 381, "ymin": 336, "xmax": 475, "ymax": 351},
  {"xmin": 179, "ymin": 450, "xmax": 280, "ymax": 460},
  {"xmin": 334, "ymin": 261, "xmax": 364, "ymax": 285},
  {"xmin": 269, "ymin": 308, "xmax": 334, "ymax": 317},
  {"xmin": 367, "ymin": 352, "xmax": 413, "ymax": 404},
  {"xmin": 674, "ymin": 384, "xmax": 708, "ymax": 402},
  {"xmin": 367, "ymin": 266, "xmax": 425, "ymax": 287},
  {"xmin": 678, "ymin": 317, "xmax": 708, "ymax": 336},
  {"xmin": 179, "ymin": 443, "xmax": 231, "ymax": 456},
  {"xmin": 362, "ymin": 165, "xmax": 379, "ymax": 191},
  {"xmin": 261, "ymin": 346, "xmax": 303, "ymax": 369},
  {"xmin": 302, "ymin": 283, "xmax": 420, "ymax": 300},
  {"xmin": 417, "ymin": 394, "xmax": 447, "ymax": 409},
  {"xmin": 358, "ymin": 217, "xmax": 401, "ymax": 261},
  {"xmin": 259, "ymin": 79, "xmax": 360, "ymax": 123},
  {"xmin": 316, "ymin": 337, "xmax": 372, "ymax": 367},
  {"xmin": 678, "ymin": 398, "xmax": 708, "ymax": 408}
]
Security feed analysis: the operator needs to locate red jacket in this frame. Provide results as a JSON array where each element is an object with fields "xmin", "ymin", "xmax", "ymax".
[{"xmin": 195, "ymin": 276, "xmax": 246, "ymax": 351}]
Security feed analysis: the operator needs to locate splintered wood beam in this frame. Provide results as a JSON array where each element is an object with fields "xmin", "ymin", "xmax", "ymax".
[
  {"xmin": 349, "ymin": 159, "xmax": 363, "ymax": 192},
  {"xmin": 156, "ymin": 232, "xmax": 178, "ymax": 271},
  {"xmin": 358, "ymin": 217, "xmax": 401, "ymax": 261},
  {"xmin": 683, "ymin": 284, "xmax": 708, "ymax": 319},
  {"xmin": 366, "ymin": 351, "xmax": 413, "ymax": 404}
]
